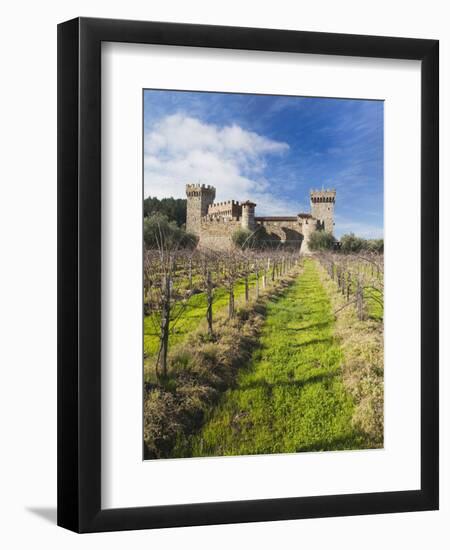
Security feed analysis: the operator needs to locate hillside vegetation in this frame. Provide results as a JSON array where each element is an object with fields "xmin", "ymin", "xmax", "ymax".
[{"xmin": 144, "ymin": 195, "xmax": 187, "ymax": 226}]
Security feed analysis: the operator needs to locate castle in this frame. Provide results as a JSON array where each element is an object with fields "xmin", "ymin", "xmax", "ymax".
[{"xmin": 186, "ymin": 184, "xmax": 336, "ymax": 252}]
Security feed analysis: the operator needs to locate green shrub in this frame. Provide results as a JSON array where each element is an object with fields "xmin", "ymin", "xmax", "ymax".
[
  {"xmin": 308, "ymin": 230, "xmax": 335, "ymax": 251},
  {"xmin": 365, "ymin": 238, "xmax": 384, "ymax": 253},
  {"xmin": 340, "ymin": 233, "xmax": 364, "ymax": 253},
  {"xmin": 232, "ymin": 226, "xmax": 282, "ymax": 250},
  {"xmin": 144, "ymin": 212, "xmax": 198, "ymax": 250},
  {"xmin": 231, "ymin": 228, "xmax": 254, "ymax": 249},
  {"xmin": 340, "ymin": 233, "xmax": 383, "ymax": 254}
]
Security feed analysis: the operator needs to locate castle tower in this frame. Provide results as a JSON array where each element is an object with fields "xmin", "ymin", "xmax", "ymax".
[
  {"xmin": 186, "ymin": 184, "xmax": 216, "ymax": 236},
  {"xmin": 310, "ymin": 189, "xmax": 336, "ymax": 234},
  {"xmin": 241, "ymin": 201, "xmax": 256, "ymax": 231}
]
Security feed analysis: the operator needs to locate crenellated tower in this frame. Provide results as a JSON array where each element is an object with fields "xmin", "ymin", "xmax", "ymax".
[
  {"xmin": 186, "ymin": 183, "xmax": 216, "ymax": 236},
  {"xmin": 310, "ymin": 189, "xmax": 336, "ymax": 234},
  {"xmin": 241, "ymin": 201, "xmax": 257, "ymax": 231}
]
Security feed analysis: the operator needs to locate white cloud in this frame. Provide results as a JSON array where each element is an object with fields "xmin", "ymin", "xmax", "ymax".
[{"xmin": 144, "ymin": 113, "xmax": 300, "ymax": 215}]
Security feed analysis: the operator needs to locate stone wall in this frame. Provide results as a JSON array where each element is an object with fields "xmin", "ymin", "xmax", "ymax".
[
  {"xmin": 198, "ymin": 218, "xmax": 241, "ymax": 250},
  {"xmin": 197, "ymin": 216, "xmax": 318, "ymax": 252},
  {"xmin": 256, "ymin": 218, "xmax": 305, "ymax": 244}
]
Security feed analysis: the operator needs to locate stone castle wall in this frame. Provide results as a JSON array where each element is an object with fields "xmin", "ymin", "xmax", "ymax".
[
  {"xmin": 198, "ymin": 218, "xmax": 240, "ymax": 250},
  {"xmin": 197, "ymin": 217, "xmax": 318, "ymax": 250},
  {"xmin": 256, "ymin": 218, "xmax": 304, "ymax": 244}
]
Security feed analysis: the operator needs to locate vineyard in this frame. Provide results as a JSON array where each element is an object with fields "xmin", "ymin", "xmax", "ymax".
[
  {"xmin": 316, "ymin": 251, "xmax": 384, "ymax": 321},
  {"xmin": 144, "ymin": 247, "xmax": 299, "ymax": 381},
  {"xmin": 143, "ymin": 243, "xmax": 384, "ymax": 459}
]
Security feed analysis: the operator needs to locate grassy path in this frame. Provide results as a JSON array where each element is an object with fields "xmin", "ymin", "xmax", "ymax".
[{"xmin": 189, "ymin": 259, "xmax": 365, "ymax": 457}]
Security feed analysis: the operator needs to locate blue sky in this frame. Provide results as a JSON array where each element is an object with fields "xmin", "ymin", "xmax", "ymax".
[{"xmin": 144, "ymin": 90, "xmax": 384, "ymax": 238}]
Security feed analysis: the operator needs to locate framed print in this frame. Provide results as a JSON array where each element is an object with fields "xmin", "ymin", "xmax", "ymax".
[{"xmin": 57, "ymin": 17, "xmax": 439, "ymax": 532}]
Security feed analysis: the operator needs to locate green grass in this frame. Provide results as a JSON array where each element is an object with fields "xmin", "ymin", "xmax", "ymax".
[
  {"xmin": 144, "ymin": 274, "xmax": 261, "ymax": 380},
  {"xmin": 364, "ymin": 287, "xmax": 383, "ymax": 320},
  {"xmin": 183, "ymin": 259, "xmax": 365, "ymax": 457}
]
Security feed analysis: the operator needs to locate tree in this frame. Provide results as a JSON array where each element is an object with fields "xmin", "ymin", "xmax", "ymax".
[
  {"xmin": 308, "ymin": 230, "xmax": 335, "ymax": 251},
  {"xmin": 365, "ymin": 238, "xmax": 384, "ymax": 253},
  {"xmin": 339, "ymin": 233, "xmax": 383, "ymax": 254},
  {"xmin": 220, "ymin": 251, "xmax": 241, "ymax": 319},
  {"xmin": 198, "ymin": 250, "xmax": 219, "ymax": 337},
  {"xmin": 231, "ymin": 228, "xmax": 256, "ymax": 249},
  {"xmin": 143, "ymin": 196, "xmax": 187, "ymax": 227},
  {"xmin": 232, "ymin": 226, "xmax": 274, "ymax": 250},
  {"xmin": 340, "ymin": 233, "xmax": 364, "ymax": 253},
  {"xmin": 144, "ymin": 213, "xmax": 198, "ymax": 250}
]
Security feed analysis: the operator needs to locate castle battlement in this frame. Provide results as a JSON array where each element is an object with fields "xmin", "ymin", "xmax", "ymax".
[
  {"xmin": 185, "ymin": 183, "xmax": 216, "ymax": 198},
  {"xmin": 207, "ymin": 199, "xmax": 242, "ymax": 219},
  {"xmin": 186, "ymin": 183, "xmax": 216, "ymax": 190},
  {"xmin": 310, "ymin": 189, "xmax": 336, "ymax": 203},
  {"xmin": 210, "ymin": 200, "xmax": 239, "ymax": 207},
  {"xmin": 201, "ymin": 215, "xmax": 239, "ymax": 223}
]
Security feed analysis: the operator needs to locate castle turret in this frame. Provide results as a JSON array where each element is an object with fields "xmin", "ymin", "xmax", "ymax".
[
  {"xmin": 300, "ymin": 216, "xmax": 320, "ymax": 254},
  {"xmin": 241, "ymin": 201, "xmax": 256, "ymax": 231},
  {"xmin": 310, "ymin": 189, "xmax": 336, "ymax": 234},
  {"xmin": 186, "ymin": 184, "xmax": 216, "ymax": 236}
]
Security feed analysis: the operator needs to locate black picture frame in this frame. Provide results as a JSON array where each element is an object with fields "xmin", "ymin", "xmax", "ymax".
[{"xmin": 57, "ymin": 17, "xmax": 439, "ymax": 533}]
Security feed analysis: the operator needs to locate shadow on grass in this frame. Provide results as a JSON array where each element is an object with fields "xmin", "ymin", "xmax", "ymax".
[
  {"xmin": 285, "ymin": 320, "xmax": 332, "ymax": 332},
  {"xmin": 296, "ymin": 432, "xmax": 368, "ymax": 452},
  {"xmin": 240, "ymin": 370, "xmax": 336, "ymax": 392},
  {"xmin": 289, "ymin": 336, "xmax": 334, "ymax": 349}
]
